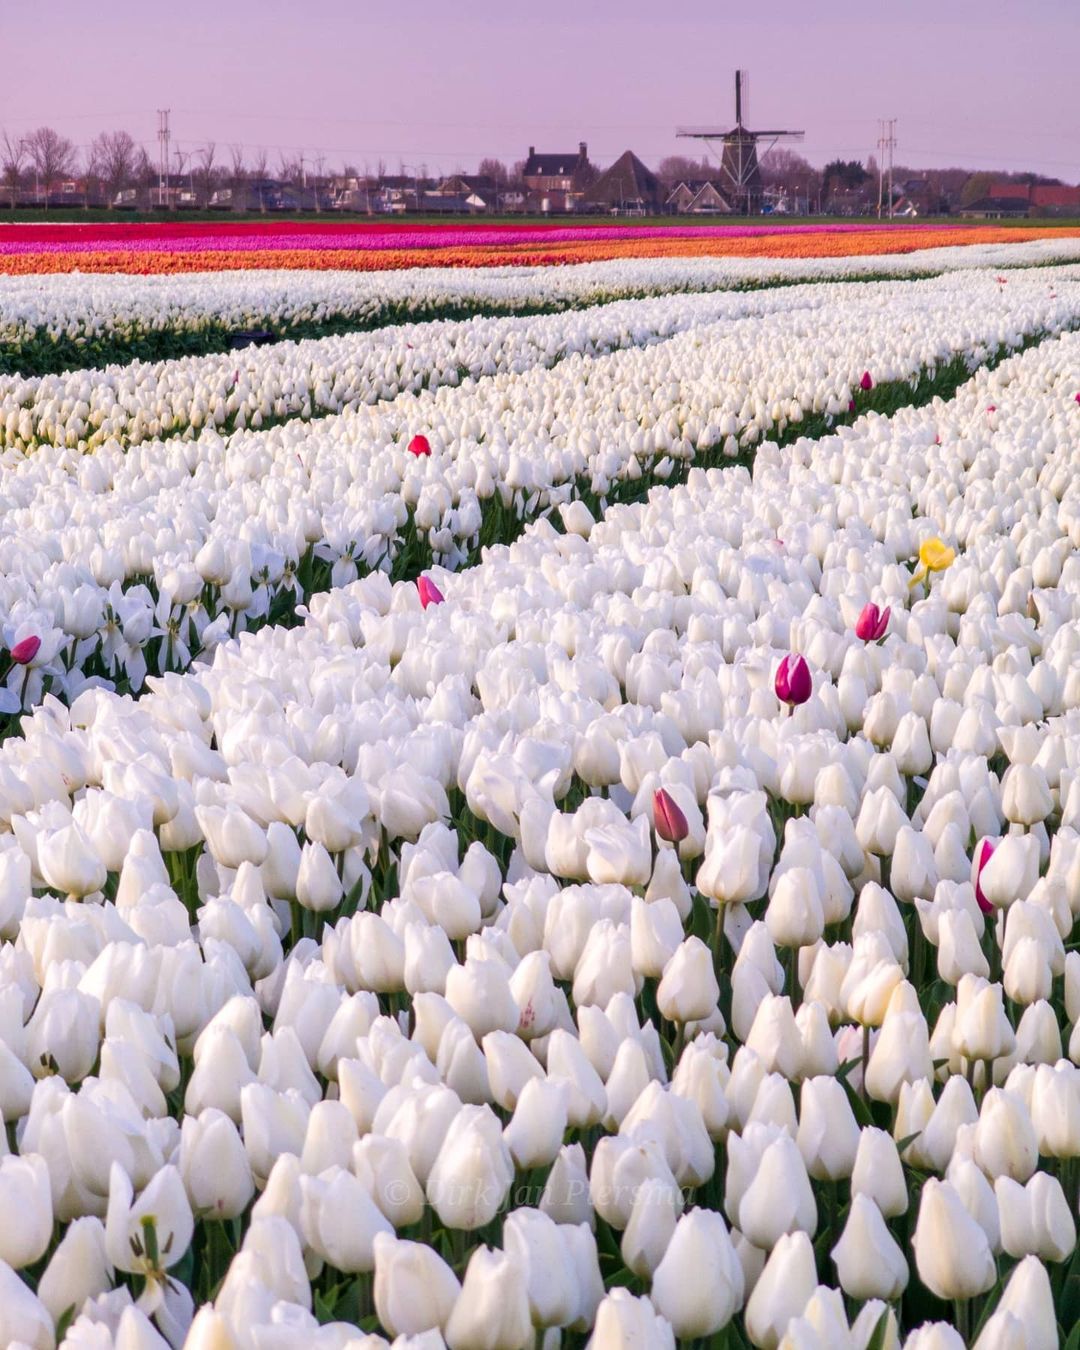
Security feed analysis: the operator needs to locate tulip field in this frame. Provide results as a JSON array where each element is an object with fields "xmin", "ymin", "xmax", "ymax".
[{"xmin": 4, "ymin": 230, "xmax": 1080, "ymax": 1350}]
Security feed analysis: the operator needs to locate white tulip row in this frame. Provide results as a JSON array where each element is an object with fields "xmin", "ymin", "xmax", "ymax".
[
  {"xmin": 3, "ymin": 235, "xmax": 1080, "ymax": 374},
  {"xmin": 1, "ymin": 317, "xmax": 1079, "ymax": 1346},
  {"xmin": 3, "ymin": 265, "xmax": 1080, "ymax": 720},
  {"xmin": 1, "ymin": 280, "xmax": 828, "ymax": 454}
]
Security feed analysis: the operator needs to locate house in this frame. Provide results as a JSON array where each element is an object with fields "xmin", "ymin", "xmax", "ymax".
[
  {"xmin": 436, "ymin": 174, "xmax": 498, "ymax": 209},
  {"xmin": 374, "ymin": 175, "xmax": 437, "ymax": 212},
  {"xmin": 584, "ymin": 151, "xmax": 662, "ymax": 214},
  {"xmin": 896, "ymin": 178, "xmax": 935, "ymax": 216},
  {"xmin": 665, "ymin": 179, "xmax": 731, "ymax": 214},
  {"xmin": 962, "ymin": 181, "xmax": 1080, "ymax": 218},
  {"xmin": 959, "ymin": 195, "xmax": 1037, "ymax": 220},
  {"xmin": 522, "ymin": 142, "xmax": 592, "ymax": 212}
]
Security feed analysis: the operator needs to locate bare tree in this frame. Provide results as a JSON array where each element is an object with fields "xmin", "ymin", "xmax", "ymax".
[
  {"xmin": 250, "ymin": 147, "xmax": 269, "ymax": 211},
  {"xmin": 89, "ymin": 130, "xmax": 138, "ymax": 206},
  {"xmin": 312, "ymin": 153, "xmax": 326, "ymax": 211},
  {"xmin": 132, "ymin": 147, "xmax": 154, "ymax": 210},
  {"xmin": 24, "ymin": 126, "xmax": 76, "ymax": 208},
  {"xmin": 759, "ymin": 147, "xmax": 819, "ymax": 212},
  {"xmin": 195, "ymin": 142, "xmax": 217, "ymax": 206},
  {"xmin": 1, "ymin": 130, "xmax": 26, "ymax": 209},
  {"xmin": 478, "ymin": 158, "xmax": 509, "ymax": 185},
  {"xmin": 229, "ymin": 143, "xmax": 246, "ymax": 210}
]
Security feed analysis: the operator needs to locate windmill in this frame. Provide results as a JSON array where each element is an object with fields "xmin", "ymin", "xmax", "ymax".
[{"xmin": 677, "ymin": 70, "xmax": 804, "ymax": 214}]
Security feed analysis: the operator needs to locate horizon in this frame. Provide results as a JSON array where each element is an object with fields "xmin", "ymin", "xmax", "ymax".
[{"xmin": 7, "ymin": 0, "xmax": 1078, "ymax": 182}]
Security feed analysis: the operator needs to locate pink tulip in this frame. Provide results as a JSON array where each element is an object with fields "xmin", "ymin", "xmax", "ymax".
[
  {"xmin": 986, "ymin": 404, "xmax": 996, "ymax": 414},
  {"xmin": 408, "ymin": 434, "xmax": 431, "ymax": 457},
  {"xmin": 859, "ymin": 371, "xmax": 873, "ymax": 392},
  {"xmin": 774, "ymin": 653, "xmax": 812, "ymax": 707},
  {"xmin": 847, "ymin": 399, "xmax": 856, "ymax": 413},
  {"xmin": 973, "ymin": 838, "xmax": 995, "ymax": 915},
  {"xmin": 9, "ymin": 635, "xmax": 41, "ymax": 665},
  {"xmin": 854, "ymin": 603, "xmax": 890, "ymax": 642},
  {"xmin": 417, "ymin": 575, "xmax": 444, "ymax": 609},
  {"xmin": 653, "ymin": 788, "xmax": 689, "ymax": 844},
  {"xmin": 1074, "ymin": 393, "xmax": 1080, "ymax": 405}
]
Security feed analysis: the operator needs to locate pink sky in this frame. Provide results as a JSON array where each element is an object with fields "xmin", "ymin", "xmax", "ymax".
[{"xmin": 10, "ymin": 0, "xmax": 1079, "ymax": 180}]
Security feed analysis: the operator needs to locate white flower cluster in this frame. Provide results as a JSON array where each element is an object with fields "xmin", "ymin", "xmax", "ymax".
[
  {"xmin": 3, "ymin": 235, "xmax": 1079, "ymax": 368},
  {"xmin": 0, "ymin": 307, "xmax": 1079, "ymax": 1346},
  {"xmin": 2, "ymin": 266, "xmax": 1079, "ymax": 717},
  {"xmin": 4, "ymin": 282, "xmax": 813, "ymax": 454}
]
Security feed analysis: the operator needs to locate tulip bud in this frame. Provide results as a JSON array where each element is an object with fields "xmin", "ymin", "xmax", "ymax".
[
  {"xmin": 417, "ymin": 575, "xmax": 445, "ymax": 609},
  {"xmin": 854, "ymin": 603, "xmax": 890, "ymax": 642},
  {"xmin": 978, "ymin": 1255, "xmax": 1057, "ymax": 1350},
  {"xmin": 10, "ymin": 635, "xmax": 41, "ymax": 665},
  {"xmin": 775, "ymin": 654, "xmax": 812, "ymax": 708},
  {"xmin": 590, "ymin": 1288, "xmax": 676, "ymax": 1350},
  {"xmin": 744, "ymin": 1231, "xmax": 818, "ymax": 1350},
  {"xmin": 995, "ymin": 1172, "xmax": 1076, "ymax": 1263},
  {"xmin": 797, "ymin": 1076, "xmax": 859, "ymax": 1181},
  {"xmin": 851, "ymin": 1126, "xmax": 908, "ymax": 1216},
  {"xmin": 860, "ymin": 370, "xmax": 873, "ymax": 390},
  {"xmin": 426, "ymin": 1104, "xmax": 513, "ymax": 1230},
  {"xmin": 0, "ymin": 1154, "xmax": 52, "ymax": 1268},
  {"xmin": 653, "ymin": 788, "xmax": 689, "ymax": 844},
  {"xmin": 179, "ymin": 1109, "xmax": 255, "ymax": 1219},
  {"xmin": 831, "ymin": 1193, "xmax": 909, "ymax": 1302},
  {"xmin": 373, "ymin": 1232, "xmax": 461, "ymax": 1338},
  {"xmin": 912, "ymin": 1178, "xmax": 997, "ymax": 1300},
  {"xmin": 656, "ymin": 937, "xmax": 719, "ymax": 1024},
  {"xmin": 36, "ymin": 1215, "xmax": 111, "ymax": 1326},
  {"xmin": 650, "ymin": 1208, "xmax": 743, "ymax": 1338},
  {"xmin": 0, "ymin": 1261, "xmax": 54, "ymax": 1350},
  {"xmin": 445, "ymin": 1245, "xmax": 533, "ymax": 1350},
  {"xmin": 299, "ymin": 1165, "xmax": 393, "ymax": 1273}
]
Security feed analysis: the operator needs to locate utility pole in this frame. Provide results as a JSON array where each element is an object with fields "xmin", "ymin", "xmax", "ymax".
[
  {"xmin": 877, "ymin": 117, "xmax": 897, "ymax": 219},
  {"xmin": 157, "ymin": 109, "xmax": 170, "ymax": 208}
]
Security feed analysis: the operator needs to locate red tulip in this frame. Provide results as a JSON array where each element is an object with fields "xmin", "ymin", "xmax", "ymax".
[
  {"xmin": 859, "ymin": 371, "xmax": 873, "ymax": 392},
  {"xmin": 854, "ymin": 603, "xmax": 890, "ymax": 642},
  {"xmin": 974, "ymin": 838, "xmax": 996, "ymax": 915},
  {"xmin": 408, "ymin": 434, "xmax": 431, "ymax": 457},
  {"xmin": 847, "ymin": 399, "xmax": 856, "ymax": 413},
  {"xmin": 774, "ymin": 653, "xmax": 812, "ymax": 707},
  {"xmin": 1074, "ymin": 393, "xmax": 1080, "ymax": 404},
  {"xmin": 653, "ymin": 788, "xmax": 689, "ymax": 844},
  {"xmin": 9, "ymin": 635, "xmax": 41, "ymax": 665},
  {"xmin": 417, "ymin": 575, "xmax": 444, "ymax": 609}
]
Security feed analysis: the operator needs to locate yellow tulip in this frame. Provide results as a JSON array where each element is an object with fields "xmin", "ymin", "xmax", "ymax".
[{"xmin": 909, "ymin": 536, "xmax": 956, "ymax": 589}]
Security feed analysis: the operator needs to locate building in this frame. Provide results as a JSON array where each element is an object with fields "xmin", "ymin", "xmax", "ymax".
[
  {"xmin": 522, "ymin": 142, "xmax": 593, "ymax": 212},
  {"xmin": 665, "ymin": 179, "xmax": 732, "ymax": 214},
  {"xmin": 436, "ymin": 174, "xmax": 499, "ymax": 209},
  {"xmin": 961, "ymin": 181, "xmax": 1080, "ymax": 219},
  {"xmin": 584, "ymin": 151, "xmax": 662, "ymax": 214}
]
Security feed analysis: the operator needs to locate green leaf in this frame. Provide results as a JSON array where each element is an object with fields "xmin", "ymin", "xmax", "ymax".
[{"xmin": 1057, "ymin": 1241, "xmax": 1080, "ymax": 1332}]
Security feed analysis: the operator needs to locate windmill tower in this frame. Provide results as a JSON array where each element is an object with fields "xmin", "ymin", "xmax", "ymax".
[{"xmin": 677, "ymin": 71, "xmax": 804, "ymax": 214}]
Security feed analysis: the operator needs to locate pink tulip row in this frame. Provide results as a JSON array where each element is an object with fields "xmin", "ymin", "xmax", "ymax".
[{"xmin": 0, "ymin": 220, "xmax": 946, "ymax": 257}]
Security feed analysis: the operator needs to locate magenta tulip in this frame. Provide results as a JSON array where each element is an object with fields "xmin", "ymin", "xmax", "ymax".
[
  {"xmin": 417, "ymin": 576, "xmax": 444, "ymax": 609},
  {"xmin": 408, "ymin": 434, "xmax": 431, "ymax": 457},
  {"xmin": 859, "ymin": 371, "xmax": 873, "ymax": 392},
  {"xmin": 653, "ymin": 788, "xmax": 689, "ymax": 844},
  {"xmin": 854, "ymin": 603, "xmax": 890, "ymax": 643},
  {"xmin": 774, "ymin": 654, "xmax": 812, "ymax": 707},
  {"xmin": 974, "ymin": 839, "xmax": 995, "ymax": 915},
  {"xmin": 9, "ymin": 635, "xmax": 41, "ymax": 665}
]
